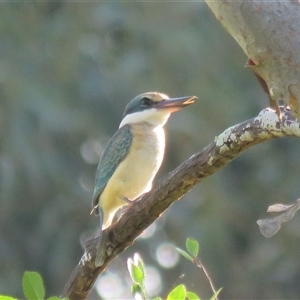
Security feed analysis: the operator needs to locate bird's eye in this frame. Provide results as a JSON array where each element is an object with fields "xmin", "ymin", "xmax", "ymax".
[{"xmin": 140, "ymin": 97, "xmax": 152, "ymax": 107}]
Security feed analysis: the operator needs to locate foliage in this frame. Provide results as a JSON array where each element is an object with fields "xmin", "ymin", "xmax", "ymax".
[
  {"xmin": 23, "ymin": 271, "xmax": 45, "ymax": 300},
  {"xmin": 0, "ymin": 272, "xmax": 67, "ymax": 300},
  {"xmin": 127, "ymin": 238, "xmax": 221, "ymax": 300}
]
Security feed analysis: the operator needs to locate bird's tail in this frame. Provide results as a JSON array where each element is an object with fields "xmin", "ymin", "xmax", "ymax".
[
  {"xmin": 95, "ymin": 212, "xmax": 107, "ymax": 267},
  {"xmin": 95, "ymin": 230, "xmax": 108, "ymax": 266}
]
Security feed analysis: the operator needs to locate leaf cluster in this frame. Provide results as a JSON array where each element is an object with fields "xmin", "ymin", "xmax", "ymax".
[
  {"xmin": 0, "ymin": 272, "xmax": 67, "ymax": 300},
  {"xmin": 127, "ymin": 238, "xmax": 221, "ymax": 300}
]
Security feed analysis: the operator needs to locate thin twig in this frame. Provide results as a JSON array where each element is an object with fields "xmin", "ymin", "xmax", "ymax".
[{"xmin": 194, "ymin": 257, "xmax": 219, "ymax": 300}]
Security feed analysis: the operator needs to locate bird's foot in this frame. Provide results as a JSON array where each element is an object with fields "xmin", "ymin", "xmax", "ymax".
[
  {"xmin": 123, "ymin": 194, "xmax": 145, "ymax": 203},
  {"xmin": 123, "ymin": 197, "xmax": 134, "ymax": 204}
]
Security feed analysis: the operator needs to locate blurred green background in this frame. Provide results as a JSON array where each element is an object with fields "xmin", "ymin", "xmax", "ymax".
[{"xmin": 1, "ymin": 2, "xmax": 300, "ymax": 299}]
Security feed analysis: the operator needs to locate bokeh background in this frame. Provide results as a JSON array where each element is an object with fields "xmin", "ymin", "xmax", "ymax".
[{"xmin": 1, "ymin": 2, "xmax": 300, "ymax": 299}]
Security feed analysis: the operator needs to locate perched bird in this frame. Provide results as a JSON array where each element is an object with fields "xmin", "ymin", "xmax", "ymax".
[{"xmin": 91, "ymin": 92, "xmax": 197, "ymax": 266}]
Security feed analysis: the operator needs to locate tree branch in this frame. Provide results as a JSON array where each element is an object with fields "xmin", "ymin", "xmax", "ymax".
[{"xmin": 62, "ymin": 107, "xmax": 300, "ymax": 299}]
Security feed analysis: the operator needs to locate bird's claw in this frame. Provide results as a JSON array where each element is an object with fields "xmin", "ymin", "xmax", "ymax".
[{"xmin": 123, "ymin": 197, "xmax": 133, "ymax": 204}]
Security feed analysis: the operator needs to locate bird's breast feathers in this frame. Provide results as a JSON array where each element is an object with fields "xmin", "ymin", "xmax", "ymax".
[{"xmin": 99, "ymin": 122, "xmax": 165, "ymax": 227}]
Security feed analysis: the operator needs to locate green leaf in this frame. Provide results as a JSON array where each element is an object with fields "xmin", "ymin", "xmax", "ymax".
[
  {"xmin": 186, "ymin": 238, "xmax": 199, "ymax": 257},
  {"xmin": 131, "ymin": 283, "xmax": 145, "ymax": 300},
  {"xmin": 48, "ymin": 297, "xmax": 68, "ymax": 300},
  {"xmin": 134, "ymin": 253, "xmax": 145, "ymax": 276},
  {"xmin": 127, "ymin": 258, "xmax": 144, "ymax": 284},
  {"xmin": 187, "ymin": 291, "xmax": 200, "ymax": 300},
  {"xmin": 22, "ymin": 271, "xmax": 45, "ymax": 300},
  {"xmin": 176, "ymin": 247, "xmax": 193, "ymax": 262},
  {"xmin": 127, "ymin": 254, "xmax": 145, "ymax": 285},
  {"xmin": 0, "ymin": 296, "xmax": 18, "ymax": 300},
  {"xmin": 167, "ymin": 284, "xmax": 186, "ymax": 300},
  {"xmin": 209, "ymin": 288, "xmax": 222, "ymax": 300}
]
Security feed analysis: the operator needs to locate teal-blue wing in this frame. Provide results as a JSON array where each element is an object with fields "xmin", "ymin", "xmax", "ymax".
[{"xmin": 91, "ymin": 124, "xmax": 133, "ymax": 214}]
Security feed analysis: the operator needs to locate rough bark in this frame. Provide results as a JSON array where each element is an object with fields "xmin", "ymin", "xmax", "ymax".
[
  {"xmin": 205, "ymin": 0, "xmax": 300, "ymax": 119},
  {"xmin": 62, "ymin": 107, "xmax": 300, "ymax": 299}
]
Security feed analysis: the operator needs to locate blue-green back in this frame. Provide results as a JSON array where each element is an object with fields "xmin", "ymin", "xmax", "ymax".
[{"xmin": 92, "ymin": 124, "xmax": 132, "ymax": 213}]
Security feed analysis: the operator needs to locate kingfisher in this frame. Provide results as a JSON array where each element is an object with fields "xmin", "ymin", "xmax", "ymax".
[{"xmin": 91, "ymin": 92, "xmax": 197, "ymax": 266}]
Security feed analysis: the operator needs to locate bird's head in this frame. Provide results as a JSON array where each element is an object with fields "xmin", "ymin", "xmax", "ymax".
[{"xmin": 119, "ymin": 92, "xmax": 197, "ymax": 128}]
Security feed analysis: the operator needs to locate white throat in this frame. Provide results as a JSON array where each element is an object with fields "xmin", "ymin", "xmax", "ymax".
[{"xmin": 119, "ymin": 108, "xmax": 171, "ymax": 128}]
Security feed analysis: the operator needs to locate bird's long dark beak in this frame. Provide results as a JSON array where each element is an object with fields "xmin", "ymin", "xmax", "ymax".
[{"xmin": 155, "ymin": 95, "xmax": 197, "ymax": 112}]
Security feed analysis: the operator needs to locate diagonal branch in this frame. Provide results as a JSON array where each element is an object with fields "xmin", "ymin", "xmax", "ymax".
[{"xmin": 62, "ymin": 107, "xmax": 300, "ymax": 300}]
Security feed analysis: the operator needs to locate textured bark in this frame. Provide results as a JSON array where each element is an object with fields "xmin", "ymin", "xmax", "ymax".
[
  {"xmin": 62, "ymin": 107, "xmax": 300, "ymax": 299},
  {"xmin": 205, "ymin": 0, "xmax": 300, "ymax": 119}
]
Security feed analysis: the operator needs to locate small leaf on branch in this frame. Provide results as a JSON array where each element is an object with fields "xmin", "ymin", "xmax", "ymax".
[
  {"xmin": 186, "ymin": 291, "xmax": 200, "ymax": 300},
  {"xmin": 22, "ymin": 271, "xmax": 45, "ymax": 300},
  {"xmin": 0, "ymin": 296, "xmax": 18, "ymax": 300},
  {"xmin": 131, "ymin": 283, "xmax": 145, "ymax": 300},
  {"xmin": 127, "ymin": 255, "xmax": 145, "ymax": 285},
  {"xmin": 186, "ymin": 238, "xmax": 199, "ymax": 257},
  {"xmin": 267, "ymin": 202, "xmax": 296, "ymax": 213},
  {"xmin": 176, "ymin": 247, "xmax": 193, "ymax": 262},
  {"xmin": 257, "ymin": 199, "xmax": 300, "ymax": 238},
  {"xmin": 167, "ymin": 284, "xmax": 186, "ymax": 300}
]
